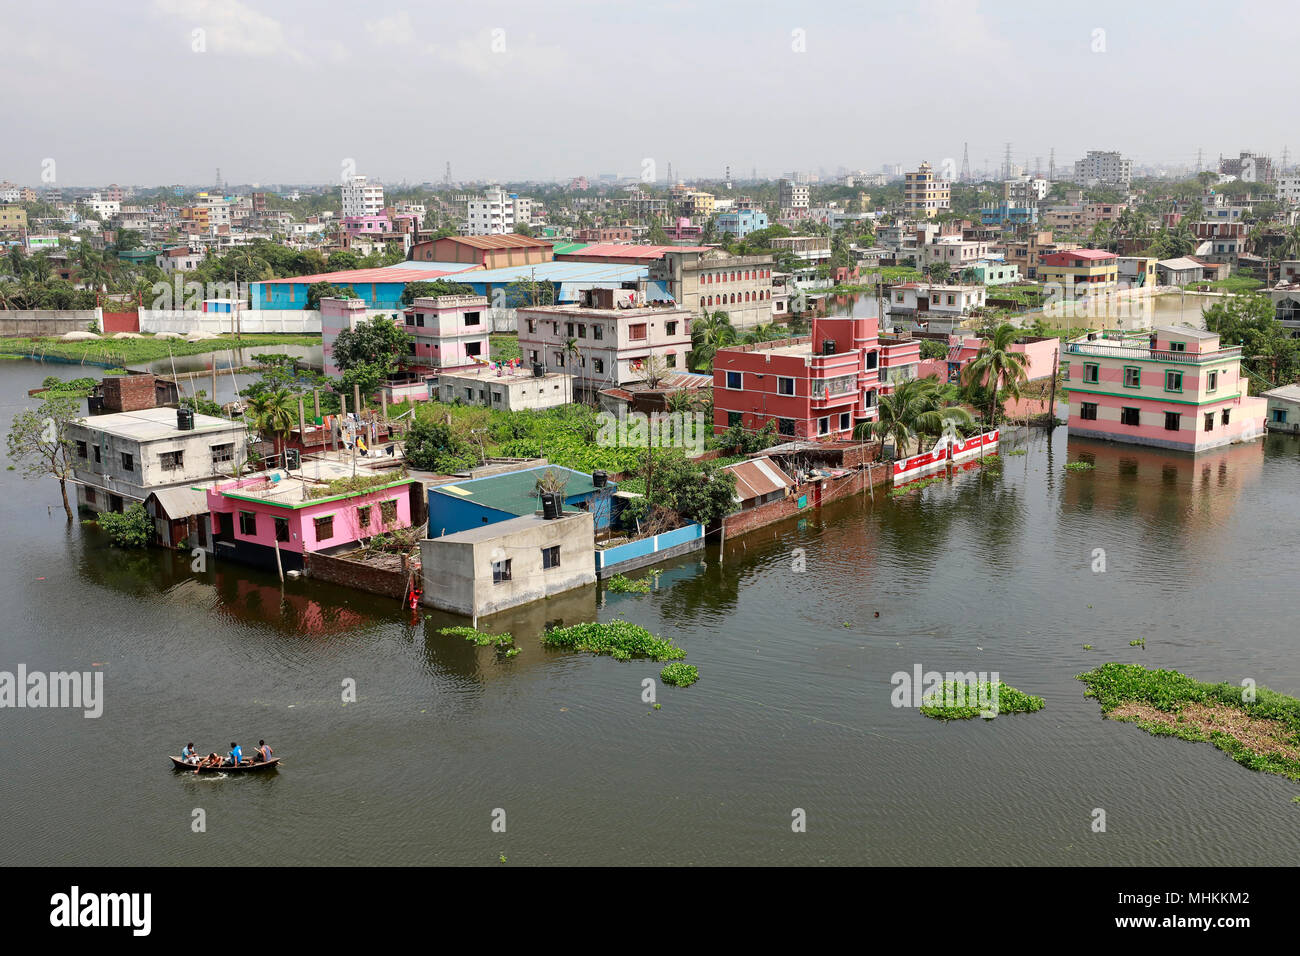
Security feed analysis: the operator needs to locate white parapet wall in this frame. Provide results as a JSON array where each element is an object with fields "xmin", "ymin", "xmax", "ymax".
[{"xmin": 138, "ymin": 310, "xmax": 322, "ymax": 334}]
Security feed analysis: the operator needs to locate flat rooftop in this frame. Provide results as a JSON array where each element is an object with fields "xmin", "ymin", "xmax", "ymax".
[
  {"xmin": 437, "ymin": 365, "xmax": 572, "ymax": 384},
  {"xmin": 79, "ymin": 406, "xmax": 240, "ymax": 441},
  {"xmin": 437, "ymin": 511, "xmax": 589, "ymax": 544},
  {"xmin": 520, "ymin": 303, "xmax": 688, "ymax": 318}
]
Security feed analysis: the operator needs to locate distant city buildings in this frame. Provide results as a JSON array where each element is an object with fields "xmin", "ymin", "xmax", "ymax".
[
  {"xmin": 1219, "ymin": 151, "xmax": 1275, "ymax": 185},
  {"xmin": 465, "ymin": 187, "xmax": 534, "ymax": 235}
]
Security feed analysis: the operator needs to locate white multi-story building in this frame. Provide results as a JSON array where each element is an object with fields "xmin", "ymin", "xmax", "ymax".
[
  {"xmin": 81, "ymin": 193, "xmax": 121, "ymax": 220},
  {"xmin": 778, "ymin": 179, "xmax": 810, "ymax": 215},
  {"xmin": 1277, "ymin": 176, "xmax": 1300, "ymax": 204},
  {"xmin": 1004, "ymin": 176, "xmax": 1050, "ymax": 203},
  {"xmin": 0, "ymin": 182, "xmax": 20, "ymax": 203},
  {"xmin": 465, "ymin": 187, "xmax": 533, "ymax": 235},
  {"xmin": 1071, "ymin": 151, "xmax": 1133, "ymax": 188},
  {"xmin": 340, "ymin": 175, "xmax": 385, "ymax": 219}
]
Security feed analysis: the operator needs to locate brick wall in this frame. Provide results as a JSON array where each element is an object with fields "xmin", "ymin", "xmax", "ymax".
[
  {"xmin": 721, "ymin": 462, "xmax": 891, "ymax": 539},
  {"xmin": 102, "ymin": 374, "xmax": 160, "ymax": 412},
  {"xmin": 304, "ymin": 551, "xmax": 414, "ymax": 600}
]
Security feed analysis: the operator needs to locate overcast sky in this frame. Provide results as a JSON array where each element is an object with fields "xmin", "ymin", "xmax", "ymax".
[{"xmin": 3, "ymin": 0, "xmax": 1294, "ymax": 187}]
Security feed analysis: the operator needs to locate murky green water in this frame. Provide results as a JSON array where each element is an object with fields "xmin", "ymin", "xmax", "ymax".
[{"xmin": 3, "ymin": 358, "xmax": 1299, "ymax": 865}]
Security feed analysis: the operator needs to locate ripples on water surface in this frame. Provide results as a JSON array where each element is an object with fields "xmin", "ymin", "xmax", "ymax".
[{"xmin": 2, "ymin": 361, "xmax": 1299, "ymax": 865}]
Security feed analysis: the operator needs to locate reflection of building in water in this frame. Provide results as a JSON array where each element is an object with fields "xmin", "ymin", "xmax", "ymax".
[
  {"xmin": 210, "ymin": 569, "xmax": 368, "ymax": 635},
  {"xmin": 1062, "ymin": 436, "xmax": 1264, "ymax": 535}
]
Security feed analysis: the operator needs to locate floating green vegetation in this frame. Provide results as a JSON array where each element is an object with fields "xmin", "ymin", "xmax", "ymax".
[
  {"xmin": 1005, "ymin": 448, "xmax": 1028, "ymax": 457},
  {"xmin": 1130, "ymin": 638, "xmax": 1146, "ymax": 648},
  {"xmin": 438, "ymin": 626, "xmax": 514, "ymax": 648},
  {"xmin": 1064, "ymin": 461, "xmax": 1095, "ymax": 472},
  {"xmin": 543, "ymin": 620, "xmax": 685, "ymax": 662},
  {"xmin": 1082, "ymin": 644, "xmax": 1093, "ymax": 651},
  {"xmin": 605, "ymin": 573, "xmax": 651, "ymax": 594},
  {"xmin": 889, "ymin": 474, "xmax": 947, "ymax": 498},
  {"xmin": 1077, "ymin": 663, "xmax": 1300, "ymax": 781},
  {"xmin": 920, "ymin": 681, "xmax": 1045, "ymax": 721},
  {"xmin": 660, "ymin": 662, "xmax": 699, "ymax": 687}
]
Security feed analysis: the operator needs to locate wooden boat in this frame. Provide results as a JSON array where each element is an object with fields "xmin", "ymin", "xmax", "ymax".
[{"xmin": 169, "ymin": 755, "xmax": 280, "ymax": 774}]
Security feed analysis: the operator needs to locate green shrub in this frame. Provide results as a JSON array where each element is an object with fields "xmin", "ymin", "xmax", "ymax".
[
  {"xmin": 438, "ymin": 626, "xmax": 513, "ymax": 648},
  {"xmin": 96, "ymin": 504, "xmax": 152, "ymax": 549},
  {"xmin": 606, "ymin": 574, "xmax": 651, "ymax": 594}
]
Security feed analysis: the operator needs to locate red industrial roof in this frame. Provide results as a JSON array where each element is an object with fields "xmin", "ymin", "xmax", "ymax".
[
  {"xmin": 258, "ymin": 266, "xmax": 479, "ymax": 285},
  {"xmin": 425, "ymin": 234, "xmax": 554, "ymax": 250},
  {"xmin": 1059, "ymin": 249, "xmax": 1116, "ymax": 260}
]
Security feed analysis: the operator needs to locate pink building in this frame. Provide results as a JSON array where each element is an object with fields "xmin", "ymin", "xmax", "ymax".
[
  {"xmin": 205, "ymin": 473, "xmax": 419, "ymax": 573},
  {"xmin": 342, "ymin": 214, "xmax": 392, "ymax": 237},
  {"xmin": 877, "ymin": 333, "xmax": 922, "ymax": 395},
  {"xmin": 403, "ymin": 295, "xmax": 491, "ymax": 370},
  {"xmin": 320, "ymin": 296, "xmax": 372, "ymax": 376},
  {"xmin": 943, "ymin": 334, "xmax": 1059, "ymax": 384},
  {"xmin": 1064, "ymin": 326, "xmax": 1267, "ymax": 451}
]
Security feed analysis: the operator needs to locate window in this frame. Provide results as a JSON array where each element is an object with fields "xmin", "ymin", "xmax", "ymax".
[
  {"xmin": 528, "ymin": 350, "xmax": 538, "ymax": 364},
  {"xmin": 542, "ymin": 546, "xmax": 560, "ymax": 569},
  {"xmin": 577, "ymin": 324, "xmax": 586, "ymax": 339},
  {"xmin": 727, "ymin": 411, "xmax": 743, "ymax": 428},
  {"xmin": 566, "ymin": 323, "xmax": 575, "ymax": 337},
  {"xmin": 1080, "ymin": 402, "xmax": 1098, "ymax": 421},
  {"xmin": 1169, "ymin": 341, "xmax": 1186, "ymax": 352},
  {"xmin": 492, "ymin": 390, "xmax": 503, "ymax": 404},
  {"xmin": 210, "ymin": 443, "xmax": 234, "ymax": 465},
  {"xmin": 357, "ymin": 505, "xmax": 371, "ymax": 526},
  {"xmin": 1165, "ymin": 370, "xmax": 1182, "ymax": 392},
  {"xmin": 1272, "ymin": 408, "xmax": 1289, "ymax": 423},
  {"xmin": 159, "ymin": 450, "xmax": 183, "ymax": 471},
  {"xmin": 1120, "ymin": 407, "xmax": 1140, "ymax": 427},
  {"xmin": 629, "ymin": 323, "xmax": 647, "ymax": 341},
  {"xmin": 665, "ymin": 321, "xmax": 677, "ymax": 335},
  {"xmin": 492, "ymin": 559, "xmax": 512, "ymax": 583},
  {"xmin": 839, "ymin": 412, "xmax": 850, "ymax": 431},
  {"xmin": 85, "ymin": 487, "xmax": 96, "ymax": 504},
  {"xmin": 120, "ymin": 452, "xmax": 133, "ymax": 471},
  {"xmin": 1221, "ymin": 408, "xmax": 1231, "ymax": 425},
  {"xmin": 314, "ymin": 515, "xmax": 334, "ymax": 539},
  {"xmin": 1083, "ymin": 363, "xmax": 1099, "ymax": 384},
  {"xmin": 464, "ymin": 387, "xmax": 474, "ymax": 400},
  {"xmin": 1123, "ymin": 367, "xmax": 1141, "ymax": 388},
  {"xmin": 1204, "ymin": 412, "xmax": 1215, "ymax": 432},
  {"xmin": 593, "ymin": 325, "xmax": 603, "ymax": 340},
  {"xmin": 778, "ymin": 418, "xmax": 795, "ymax": 437},
  {"xmin": 464, "ymin": 311, "xmax": 481, "ymax": 326},
  {"xmin": 1206, "ymin": 370, "xmax": 1218, "ymax": 392},
  {"xmin": 76, "ymin": 440, "xmax": 87, "ymax": 459},
  {"xmin": 593, "ymin": 358, "xmax": 604, "ymax": 373},
  {"xmin": 380, "ymin": 500, "xmax": 397, "ymax": 524},
  {"xmin": 817, "ymin": 416, "xmax": 830, "ymax": 436},
  {"xmin": 274, "ymin": 517, "xmax": 289, "ymax": 542},
  {"xmin": 777, "ymin": 376, "xmax": 795, "ymax": 395},
  {"xmin": 238, "ymin": 511, "xmax": 257, "ymax": 535},
  {"xmin": 526, "ymin": 320, "xmax": 536, "ymax": 334},
  {"xmin": 93, "ymin": 444, "xmax": 101, "ymax": 464},
  {"xmin": 1164, "ymin": 411, "xmax": 1180, "ymax": 431},
  {"xmin": 665, "ymin": 353, "xmax": 676, "ymax": 368}
]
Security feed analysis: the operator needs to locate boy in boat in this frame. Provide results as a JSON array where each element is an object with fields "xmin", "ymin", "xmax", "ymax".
[
  {"xmin": 194, "ymin": 753, "xmax": 222, "ymax": 774},
  {"xmin": 181, "ymin": 742, "xmax": 198, "ymax": 764},
  {"xmin": 254, "ymin": 740, "xmax": 273, "ymax": 763},
  {"xmin": 226, "ymin": 742, "xmax": 243, "ymax": 767}
]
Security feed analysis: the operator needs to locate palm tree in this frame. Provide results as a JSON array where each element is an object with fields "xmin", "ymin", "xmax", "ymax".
[
  {"xmin": 246, "ymin": 388, "xmax": 297, "ymax": 467},
  {"xmin": 853, "ymin": 377, "xmax": 970, "ymax": 458},
  {"xmin": 960, "ymin": 323, "xmax": 1030, "ymax": 428},
  {"xmin": 739, "ymin": 322, "xmax": 782, "ymax": 345},
  {"xmin": 689, "ymin": 310, "xmax": 736, "ymax": 371},
  {"xmin": 563, "ymin": 336, "xmax": 580, "ymax": 404}
]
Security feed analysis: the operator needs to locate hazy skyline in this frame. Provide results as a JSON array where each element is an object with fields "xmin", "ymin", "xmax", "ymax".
[{"xmin": 4, "ymin": 0, "xmax": 1296, "ymax": 187}]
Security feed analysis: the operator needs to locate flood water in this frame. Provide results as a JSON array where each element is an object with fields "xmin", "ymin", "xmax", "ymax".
[{"xmin": 3, "ymin": 357, "xmax": 1300, "ymax": 866}]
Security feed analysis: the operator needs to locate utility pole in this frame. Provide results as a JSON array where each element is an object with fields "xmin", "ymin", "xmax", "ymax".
[{"xmin": 1047, "ymin": 346, "xmax": 1059, "ymax": 431}]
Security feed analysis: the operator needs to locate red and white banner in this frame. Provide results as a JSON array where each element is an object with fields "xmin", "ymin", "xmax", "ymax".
[{"xmin": 892, "ymin": 430, "xmax": 998, "ymax": 485}]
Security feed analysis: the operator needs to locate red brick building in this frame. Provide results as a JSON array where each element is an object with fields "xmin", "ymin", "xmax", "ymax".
[{"xmin": 712, "ymin": 315, "xmax": 881, "ymax": 441}]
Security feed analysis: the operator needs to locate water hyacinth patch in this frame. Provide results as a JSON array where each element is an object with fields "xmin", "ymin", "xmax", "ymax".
[
  {"xmin": 1064, "ymin": 461, "xmax": 1095, "ymax": 472},
  {"xmin": 542, "ymin": 620, "xmax": 685, "ymax": 662},
  {"xmin": 439, "ymin": 626, "xmax": 514, "ymax": 648},
  {"xmin": 919, "ymin": 681, "xmax": 1045, "ymax": 721},
  {"xmin": 606, "ymin": 574, "xmax": 651, "ymax": 594},
  {"xmin": 660, "ymin": 663, "xmax": 699, "ymax": 687}
]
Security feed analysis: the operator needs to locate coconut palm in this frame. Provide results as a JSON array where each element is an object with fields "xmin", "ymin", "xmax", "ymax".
[
  {"xmin": 853, "ymin": 377, "xmax": 970, "ymax": 457},
  {"xmin": 689, "ymin": 310, "xmax": 737, "ymax": 371},
  {"xmin": 246, "ymin": 387, "xmax": 298, "ymax": 467},
  {"xmin": 739, "ymin": 322, "xmax": 782, "ymax": 345},
  {"xmin": 960, "ymin": 323, "xmax": 1031, "ymax": 428}
]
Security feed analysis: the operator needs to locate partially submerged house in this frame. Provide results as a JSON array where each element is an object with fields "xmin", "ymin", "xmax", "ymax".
[{"xmin": 427, "ymin": 465, "xmax": 617, "ymax": 537}]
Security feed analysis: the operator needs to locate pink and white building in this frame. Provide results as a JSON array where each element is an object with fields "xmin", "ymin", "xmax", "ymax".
[
  {"xmin": 1064, "ymin": 325, "xmax": 1266, "ymax": 452},
  {"xmin": 403, "ymin": 295, "xmax": 491, "ymax": 370},
  {"xmin": 205, "ymin": 472, "xmax": 419, "ymax": 573}
]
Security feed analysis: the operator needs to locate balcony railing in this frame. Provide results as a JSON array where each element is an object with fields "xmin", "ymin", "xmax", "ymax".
[{"xmin": 1064, "ymin": 342, "xmax": 1242, "ymax": 365}]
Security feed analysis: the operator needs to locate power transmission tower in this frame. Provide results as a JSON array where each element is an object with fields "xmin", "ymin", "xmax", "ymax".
[
  {"xmin": 960, "ymin": 142, "xmax": 971, "ymax": 183},
  {"xmin": 1048, "ymin": 148, "xmax": 1055, "ymax": 181},
  {"xmin": 1003, "ymin": 142, "xmax": 1013, "ymax": 180},
  {"xmin": 1034, "ymin": 156, "xmax": 1043, "ymax": 178},
  {"xmin": 443, "ymin": 162, "xmax": 451, "ymax": 184},
  {"xmin": 1196, "ymin": 148, "xmax": 1203, "ymax": 173}
]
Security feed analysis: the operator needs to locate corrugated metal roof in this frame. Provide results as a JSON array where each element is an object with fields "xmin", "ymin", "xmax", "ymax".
[
  {"xmin": 430, "ymin": 465, "xmax": 607, "ymax": 516},
  {"xmin": 145, "ymin": 486, "xmax": 210, "ymax": 519},
  {"xmin": 258, "ymin": 265, "xmax": 478, "ymax": 285},
  {"xmin": 1262, "ymin": 384, "xmax": 1300, "ymax": 403},
  {"xmin": 563, "ymin": 244, "xmax": 711, "ymax": 260},
  {"xmin": 450, "ymin": 261, "xmax": 649, "ymax": 285},
  {"xmin": 723, "ymin": 456, "xmax": 794, "ymax": 502}
]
